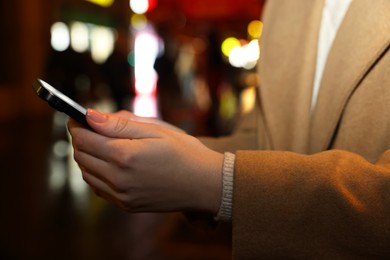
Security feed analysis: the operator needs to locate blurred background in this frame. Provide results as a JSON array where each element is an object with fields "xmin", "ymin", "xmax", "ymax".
[{"xmin": 0, "ymin": 0, "xmax": 263, "ymax": 259}]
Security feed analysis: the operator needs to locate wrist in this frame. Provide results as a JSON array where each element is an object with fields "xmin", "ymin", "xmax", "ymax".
[{"xmin": 192, "ymin": 150, "xmax": 224, "ymax": 214}]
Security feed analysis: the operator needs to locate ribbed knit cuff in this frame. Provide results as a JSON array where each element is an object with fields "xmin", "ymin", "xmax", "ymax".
[{"xmin": 214, "ymin": 152, "xmax": 235, "ymax": 222}]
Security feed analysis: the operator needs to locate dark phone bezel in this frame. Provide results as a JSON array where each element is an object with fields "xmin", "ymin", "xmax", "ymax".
[{"xmin": 32, "ymin": 79, "xmax": 89, "ymax": 127}]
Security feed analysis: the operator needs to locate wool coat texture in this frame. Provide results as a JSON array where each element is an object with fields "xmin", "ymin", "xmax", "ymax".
[{"xmin": 201, "ymin": 0, "xmax": 390, "ymax": 258}]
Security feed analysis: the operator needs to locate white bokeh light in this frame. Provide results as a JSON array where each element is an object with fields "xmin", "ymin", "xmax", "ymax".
[
  {"xmin": 70, "ymin": 21, "xmax": 90, "ymax": 53},
  {"xmin": 228, "ymin": 39, "xmax": 260, "ymax": 70},
  {"xmin": 51, "ymin": 22, "xmax": 70, "ymax": 52},
  {"xmin": 130, "ymin": 0, "xmax": 149, "ymax": 14},
  {"xmin": 90, "ymin": 26, "xmax": 115, "ymax": 64},
  {"xmin": 134, "ymin": 32, "xmax": 159, "ymax": 95}
]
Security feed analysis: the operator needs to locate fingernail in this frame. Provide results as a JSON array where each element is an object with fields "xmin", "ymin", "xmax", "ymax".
[{"xmin": 87, "ymin": 109, "xmax": 107, "ymax": 123}]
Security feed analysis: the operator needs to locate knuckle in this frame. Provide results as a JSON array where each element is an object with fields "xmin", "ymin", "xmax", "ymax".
[
  {"xmin": 73, "ymin": 149, "xmax": 82, "ymax": 164},
  {"xmin": 111, "ymin": 176, "xmax": 128, "ymax": 193},
  {"xmin": 114, "ymin": 149, "xmax": 134, "ymax": 169},
  {"xmin": 112, "ymin": 186, "xmax": 140, "ymax": 212},
  {"xmin": 118, "ymin": 196, "xmax": 137, "ymax": 212},
  {"xmin": 72, "ymin": 135, "xmax": 84, "ymax": 150},
  {"xmin": 114, "ymin": 117, "xmax": 129, "ymax": 134},
  {"xmin": 118, "ymin": 109, "xmax": 129, "ymax": 115},
  {"xmin": 81, "ymin": 173, "xmax": 89, "ymax": 184}
]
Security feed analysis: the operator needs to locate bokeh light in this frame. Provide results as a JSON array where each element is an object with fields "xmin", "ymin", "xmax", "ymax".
[
  {"xmin": 131, "ymin": 14, "xmax": 148, "ymax": 30},
  {"xmin": 221, "ymin": 37, "xmax": 241, "ymax": 57},
  {"xmin": 134, "ymin": 32, "xmax": 159, "ymax": 95},
  {"xmin": 228, "ymin": 39, "xmax": 260, "ymax": 70},
  {"xmin": 51, "ymin": 22, "xmax": 70, "ymax": 52},
  {"xmin": 133, "ymin": 94, "xmax": 158, "ymax": 117},
  {"xmin": 129, "ymin": 0, "xmax": 157, "ymax": 14},
  {"xmin": 85, "ymin": 0, "xmax": 114, "ymax": 8},
  {"xmin": 240, "ymin": 86, "xmax": 256, "ymax": 114},
  {"xmin": 70, "ymin": 21, "xmax": 89, "ymax": 53},
  {"xmin": 127, "ymin": 51, "xmax": 135, "ymax": 67},
  {"xmin": 90, "ymin": 25, "xmax": 115, "ymax": 64},
  {"xmin": 247, "ymin": 20, "xmax": 263, "ymax": 39},
  {"xmin": 130, "ymin": 0, "xmax": 148, "ymax": 14}
]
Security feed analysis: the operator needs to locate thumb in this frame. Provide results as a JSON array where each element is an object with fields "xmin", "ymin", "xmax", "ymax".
[{"xmin": 86, "ymin": 109, "xmax": 162, "ymax": 139}]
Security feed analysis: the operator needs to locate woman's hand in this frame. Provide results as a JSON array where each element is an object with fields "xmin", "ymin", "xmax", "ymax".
[
  {"xmin": 67, "ymin": 109, "xmax": 224, "ymax": 215},
  {"xmin": 110, "ymin": 110, "xmax": 186, "ymax": 133}
]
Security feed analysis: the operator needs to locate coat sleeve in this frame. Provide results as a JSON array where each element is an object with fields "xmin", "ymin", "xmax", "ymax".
[{"xmin": 233, "ymin": 149, "xmax": 390, "ymax": 258}]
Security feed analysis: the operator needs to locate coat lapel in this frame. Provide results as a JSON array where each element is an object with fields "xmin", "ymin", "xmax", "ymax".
[
  {"xmin": 309, "ymin": 0, "xmax": 390, "ymax": 153},
  {"xmin": 259, "ymin": 0, "xmax": 324, "ymax": 153}
]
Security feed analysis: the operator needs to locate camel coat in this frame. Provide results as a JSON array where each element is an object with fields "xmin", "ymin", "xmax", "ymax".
[{"xmin": 201, "ymin": 0, "xmax": 390, "ymax": 258}]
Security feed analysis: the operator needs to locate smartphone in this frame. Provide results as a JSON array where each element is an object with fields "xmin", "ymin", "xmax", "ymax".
[{"xmin": 32, "ymin": 79, "xmax": 89, "ymax": 127}]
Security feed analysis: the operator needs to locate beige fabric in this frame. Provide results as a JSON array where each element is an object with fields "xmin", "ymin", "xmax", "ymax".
[{"xmin": 201, "ymin": 0, "xmax": 390, "ymax": 258}]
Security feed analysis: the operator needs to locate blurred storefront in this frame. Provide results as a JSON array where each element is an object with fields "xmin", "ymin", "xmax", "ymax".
[{"xmin": 0, "ymin": 0, "xmax": 263, "ymax": 258}]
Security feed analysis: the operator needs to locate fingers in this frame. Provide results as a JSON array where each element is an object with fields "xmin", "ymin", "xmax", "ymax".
[
  {"xmin": 76, "ymin": 150, "xmax": 138, "ymax": 211},
  {"xmin": 102, "ymin": 110, "xmax": 185, "ymax": 134},
  {"xmin": 86, "ymin": 109, "xmax": 165, "ymax": 139},
  {"xmin": 84, "ymin": 171, "xmax": 113, "ymax": 199},
  {"xmin": 71, "ymin": 125, "xmax": 148, "ymax": 171},
  {"xmin": 82, "ymin": 168, "xmax": 128, "ymax": 210},
  {"xmin": 74, "ymin": 149, "xmax": 113, "ymax": 186}
]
